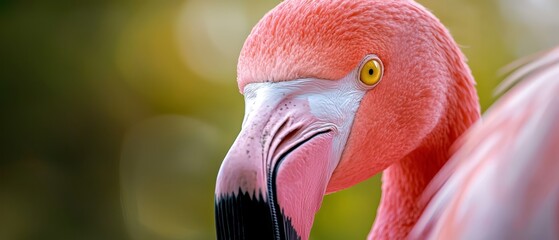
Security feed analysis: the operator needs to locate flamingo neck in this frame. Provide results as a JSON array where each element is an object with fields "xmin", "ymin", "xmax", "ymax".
[
  {"xmin": 369, "ymin": 54, "xmax": 480, "ymax": 239},
  {"xmin": 369, "ymin": 144, "xmax": 449, "ymax": 239}
]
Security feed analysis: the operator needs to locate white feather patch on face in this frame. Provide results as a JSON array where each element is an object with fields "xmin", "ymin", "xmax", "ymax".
[{"xmin": 242, "ymin": 66, "xmax": 374, "ymax": 176}]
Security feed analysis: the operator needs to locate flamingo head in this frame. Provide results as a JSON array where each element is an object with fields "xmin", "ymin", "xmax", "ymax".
[{"xmin": 215, "ymin": 0, "xmax": 478, "ymax": 239}]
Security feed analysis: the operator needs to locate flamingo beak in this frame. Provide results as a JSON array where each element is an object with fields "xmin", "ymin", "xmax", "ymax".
[{"xmin": 215, "ymin": 93, "xmax": 335, "ymax": 239}]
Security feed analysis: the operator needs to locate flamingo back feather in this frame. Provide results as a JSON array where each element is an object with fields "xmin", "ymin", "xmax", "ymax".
[{"xmin": 412, "ymin": 47, "xmax": 559, "ymax": 240}]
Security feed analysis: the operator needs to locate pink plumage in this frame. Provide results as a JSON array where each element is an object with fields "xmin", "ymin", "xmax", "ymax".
[
  {"xmin": 215, "ymin": 0, "xmax": 559, "ymax": 239},
  {"xmin": 413, "ymin": 48, "xmax": 559, "ymax": 240}
]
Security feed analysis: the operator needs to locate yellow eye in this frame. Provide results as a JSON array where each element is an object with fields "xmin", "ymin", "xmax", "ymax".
[{"xmin": 359, "ymin": 58, "xmax": 383, "ymax": 86}]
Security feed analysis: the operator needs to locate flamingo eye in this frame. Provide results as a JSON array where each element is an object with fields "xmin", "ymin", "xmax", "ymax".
[{"xmin": 359, "ymin": 57, "xmax": 383, "ymax": 86}]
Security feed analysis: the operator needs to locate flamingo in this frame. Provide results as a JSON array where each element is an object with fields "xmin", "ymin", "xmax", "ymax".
[{"xmin": 214, "ymin": 0, "xmax": 559, "ymax": 239}]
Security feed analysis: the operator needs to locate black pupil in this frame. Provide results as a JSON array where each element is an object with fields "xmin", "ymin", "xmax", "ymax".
[{"xmin": 368, "ymin": 68, "xmax": 374, "ymax": 75}]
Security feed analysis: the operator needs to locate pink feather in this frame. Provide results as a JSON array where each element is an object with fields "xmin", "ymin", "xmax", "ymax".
[{"xmin": 413, "ymin": 47, "xmax": 559, "ymax": 239}]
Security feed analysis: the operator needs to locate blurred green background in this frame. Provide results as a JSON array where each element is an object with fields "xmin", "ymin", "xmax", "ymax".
[{"xmin": 1, "ymin": 0, "xmax": 557, "ymax": 239}]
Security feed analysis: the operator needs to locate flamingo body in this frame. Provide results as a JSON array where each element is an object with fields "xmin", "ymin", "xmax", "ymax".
[{"xmin": 414, "ymin": 49, "xmax": 559, "ymax": 239}]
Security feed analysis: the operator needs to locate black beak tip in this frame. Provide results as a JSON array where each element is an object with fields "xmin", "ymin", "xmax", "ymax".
[{"xmin": 215, "ymin": 189, "xmax": 301, "ymax": 240}]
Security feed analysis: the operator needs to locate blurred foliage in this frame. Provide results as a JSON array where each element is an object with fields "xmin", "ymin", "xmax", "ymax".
[{"xmin": 0, "ymin": 0, "xmax": 557, "ymax": 239}]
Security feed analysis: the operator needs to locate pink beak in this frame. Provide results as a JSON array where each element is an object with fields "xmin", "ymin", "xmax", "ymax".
[{"xmin": 215, "ymin": 93, "xmax": 336, "ymax": 240}]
